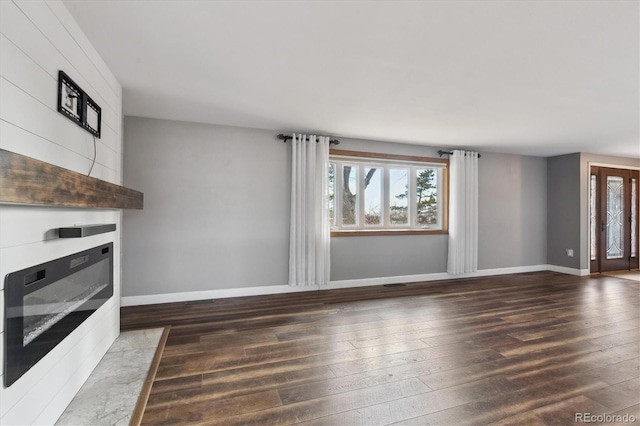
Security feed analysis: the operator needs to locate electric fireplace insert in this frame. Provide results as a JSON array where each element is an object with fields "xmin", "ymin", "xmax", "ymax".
[{"xmin": 3, "ymin": 243, "xmax": 113, "ymax": 387}]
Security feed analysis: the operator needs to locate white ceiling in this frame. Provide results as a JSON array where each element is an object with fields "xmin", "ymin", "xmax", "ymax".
[{"xmin": 63, "ymin": 0, "xmax": 639, "ymax": 158}]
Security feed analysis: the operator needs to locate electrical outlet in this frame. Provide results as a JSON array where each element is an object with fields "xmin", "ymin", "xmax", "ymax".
[{"xmin": 566, "ymin": 248, "xmax": 574, "ymax": 257}]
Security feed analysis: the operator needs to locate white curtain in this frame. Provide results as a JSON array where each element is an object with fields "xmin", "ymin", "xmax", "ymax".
[
  {"xmin": 447, "ymin": 150, "xmax": 479, "ymax": 274},
  {"xmin": 289, "ymin": 134, "xmax": 331, "ymax": 286}
]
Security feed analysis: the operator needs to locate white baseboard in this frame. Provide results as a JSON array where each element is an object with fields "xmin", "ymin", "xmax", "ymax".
[
  {"xmin": 325, "ymin": 264, "xmax": 550, "ymax": 290},
  {"xmin": 122, "ymin": 264, "xmax": 561, "ymax": 307},
  {"xmin": 546, "ymin": 264, "xmax": 590, "ymax": 276},
  {"xmin": 120, "ymin": 284, "xmax": 314, "ymax": 307}
]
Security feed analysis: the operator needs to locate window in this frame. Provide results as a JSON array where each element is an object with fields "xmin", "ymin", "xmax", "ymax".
[{"xmin": 328, "ymin": 150, "xmax": 448, "ymax": 236}]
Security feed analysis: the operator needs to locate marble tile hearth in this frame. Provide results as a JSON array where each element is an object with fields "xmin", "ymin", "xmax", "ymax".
[{"xmin": 56, "ymin": 328, "xmax": 165, "ymax": 426}]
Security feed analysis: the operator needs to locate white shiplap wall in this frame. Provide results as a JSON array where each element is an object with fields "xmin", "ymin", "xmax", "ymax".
[{"xmin": 0, "ymin": 0, "xmax": 123, "ymax": 424}]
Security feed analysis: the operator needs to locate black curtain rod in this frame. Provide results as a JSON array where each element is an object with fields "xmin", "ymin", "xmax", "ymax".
[
  {"xmin": 277, "ymin": 133, "xmax": 340, "ymax": 145},
  {"xmin": 438, "ymin": 150, "xmax": 481, "ymax": 158}
]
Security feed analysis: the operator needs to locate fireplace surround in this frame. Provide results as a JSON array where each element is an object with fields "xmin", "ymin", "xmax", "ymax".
[{"xmin": 3, "ymin": 243, "xmax": 113, "ymax": 387}]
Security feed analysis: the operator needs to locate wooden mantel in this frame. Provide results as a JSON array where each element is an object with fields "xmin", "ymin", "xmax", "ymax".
[{"xmin": 0, "ymin": 149, "xmax": 143, "ymax": 209}]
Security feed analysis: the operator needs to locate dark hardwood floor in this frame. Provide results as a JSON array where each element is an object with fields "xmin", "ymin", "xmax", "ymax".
[{"xmin": 121, "ymin": 271, "xmax": 640, "ymax": 425}]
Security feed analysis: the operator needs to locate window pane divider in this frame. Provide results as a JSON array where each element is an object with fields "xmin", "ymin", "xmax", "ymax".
[
  {"xmin": 383, "ymin": 166, "xmax": 390, "ymax": 228},
  {"xmin": 410, "ymin": 165, "xmax": 417, "ymax": 227}
]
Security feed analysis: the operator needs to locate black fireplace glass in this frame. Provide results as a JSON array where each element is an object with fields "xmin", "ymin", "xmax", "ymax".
[
  {"xmin": 22, "ymin": 259, "xmax": 110, "ymax": 346},
  {"xmin": 4, "ymin": 243, "xmax": 113, "ymax": 387}
]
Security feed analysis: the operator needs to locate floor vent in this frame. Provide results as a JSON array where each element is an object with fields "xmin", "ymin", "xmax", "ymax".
[
  {"xmin": 383, "ymin": 283, "xmax": 406, "ymax": 288},
  {"xmin": 185, "ymin": 299, "xmax": 215, "ymax": 305}
]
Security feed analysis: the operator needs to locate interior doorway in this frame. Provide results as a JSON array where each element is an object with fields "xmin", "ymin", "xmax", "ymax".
[{"xmin": 590, "ymin": 166, "xmax": 639, "ymax": 273}]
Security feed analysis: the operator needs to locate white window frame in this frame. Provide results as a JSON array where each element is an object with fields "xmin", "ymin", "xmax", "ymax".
[{"xmin": 329, "ymin": 151, "xmax": 448, "ymax": 234}]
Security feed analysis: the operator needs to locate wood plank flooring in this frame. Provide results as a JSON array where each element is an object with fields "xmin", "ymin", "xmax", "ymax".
[{"xmin": 121, "ymin": 271, "xmax": 640, "ymax": 425}]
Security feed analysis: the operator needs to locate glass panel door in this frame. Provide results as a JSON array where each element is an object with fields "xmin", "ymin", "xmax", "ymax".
[
  {"xmin": 598, "ymin": 168, "xmax": 634, "ymax": 272},
  {"xmin": 605, "ymin": 175, "xmax": 624, "ymax": 259}
]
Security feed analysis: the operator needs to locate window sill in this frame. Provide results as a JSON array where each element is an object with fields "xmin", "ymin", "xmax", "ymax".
[{"xmin": 331, "ymin": 229, "xmax": 448, "ymax": 237}]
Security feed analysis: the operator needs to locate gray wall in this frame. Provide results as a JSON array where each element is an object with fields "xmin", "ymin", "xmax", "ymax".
[
  {"xmin": 546, "ymin": 154, "xmax": 582, "ymax": 269},
  {"xmin": 123, "ymin": 117, "xmax": 290, "ymax": 296},
  {"xmin": 477, "ymin": 152, "xmax": 547, "ymax": 270},
  {"xmin": 331, "ymin": 234, "xmax": 449, "ymax": 280},
  {"xmin": 123, "ymin": 116, "xmax": 548, "ymax": 296}
]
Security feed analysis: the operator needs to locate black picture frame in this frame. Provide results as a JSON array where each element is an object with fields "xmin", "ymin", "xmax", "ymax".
[
  {"xmin": 83, "ymin": 95, "xmax": 101, "ymax": 138},
  {"xmin": 57, "ymin": 70, "xmax": 102, "ymax": 139},
  {"xmin": 57, "ymin": 71, "xmax": 82, "ymax": 126}
]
